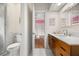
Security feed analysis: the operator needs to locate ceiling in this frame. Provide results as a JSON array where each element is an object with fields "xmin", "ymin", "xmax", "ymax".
[
  {"xmin": 29, "ymin": 3, "xmax": 78, "ymax": 12},
  {"xmin": 34, "ymin": 3, "xmax": 51, "ymax": 11},
  {"xmin": 34, "ymin": 3, "xmax": 66, "ymax": 12},
  {"xmin": 69, "ymin": 3, "xmax": 79, "ymax": 11},
  {"xmin": 49, "ymin": 3, "xmax": 66, "ymax": 12}
]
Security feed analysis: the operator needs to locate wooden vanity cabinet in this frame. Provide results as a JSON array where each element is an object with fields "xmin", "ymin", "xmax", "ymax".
[
  {"xmin": 48, "ymin": 34, "xmax": 55, "ymax": 53},
  {"xmin": 54, "ymin": 39, "xmax": 70, "ymax": 56},
  {"xmin": 48, "ymin": 34, "xmax": 79, "ymax": 56},
  {"xmin": 48, "ymin": 34, "xmax": 52, "ymax": 49}
]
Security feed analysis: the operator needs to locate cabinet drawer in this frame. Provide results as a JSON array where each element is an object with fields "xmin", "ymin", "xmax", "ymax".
[
  {"xmin": 55, "ymin": 47, "xmax": 70, "ymax": 56},
  {"xmin": 58, "ymin": 40, "xmax": 70, "ymax": 54},
  {"xmin": 58, "ymin": 48, "xmax": 70, "ymax": 56}
]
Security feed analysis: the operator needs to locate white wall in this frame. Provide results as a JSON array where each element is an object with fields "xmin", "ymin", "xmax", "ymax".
[
  {"xmin": 45, "ymin": 12, "xmax": 61, "ymax": 34},
  {"xmin": 20, "ymin": 4, "xmax": 32, "ymax": 56},
  {"xmin": 6, "ymin": 3, "xmax": 20, "ymax": 33},
  {"xmin": 66, "ymin": 11, "xmax": 79, "ymax": 37},
  {"xmin": 6, "ymin": 3, "xmax": 21, "ymax": 46},
  {"xmin": 45, "ymin": 12, "xmax": 61, "ymax": 48}
]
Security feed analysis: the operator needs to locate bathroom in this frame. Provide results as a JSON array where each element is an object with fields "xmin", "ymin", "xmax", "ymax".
[{"xmin": 0, "ymin": 3, "xmax": 79, "ymax": 56}]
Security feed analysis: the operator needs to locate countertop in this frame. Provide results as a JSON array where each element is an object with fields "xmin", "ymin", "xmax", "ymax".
[{"xmin": 49, "ymin": 33, "xmax": 79, "ymax": 45}]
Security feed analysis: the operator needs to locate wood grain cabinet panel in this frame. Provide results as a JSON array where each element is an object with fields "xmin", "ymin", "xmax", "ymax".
[
  {"xmin": 48, "ymin": 34, "xmax": 79, "ymax": 56},
  {"xmin": 57, "ymin": 48, "xmax": 70, "ymax": 56},
  {"xmin": 58, "ymin": 40, "xmax": 70, "ymax": 54}
]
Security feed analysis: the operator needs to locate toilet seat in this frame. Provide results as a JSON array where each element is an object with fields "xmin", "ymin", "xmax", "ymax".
[
  {"xmin": 7, "ymin": 34, "xmax": 22, "ymax": 56},
  {"xmin": 7, "ymin": 43, "xmax": 20, "ymax": 50},
  {"xmin": 7, "ymin": 43, "xmax": 21, "ymax": 56}
]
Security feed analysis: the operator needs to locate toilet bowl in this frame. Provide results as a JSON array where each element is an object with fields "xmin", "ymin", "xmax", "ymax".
[
  {"xmin": 7, "ymin": 34, "xmax": 22, "ymax": 56},
  {"xmin": 7, "ymin": 43, "xmax": 20, "ymax": 56}
]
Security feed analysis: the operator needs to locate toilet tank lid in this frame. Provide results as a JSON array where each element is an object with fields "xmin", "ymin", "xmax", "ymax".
[{"xmin": 7, "ymin": 43, "xmax": 20, "ymax": 49}]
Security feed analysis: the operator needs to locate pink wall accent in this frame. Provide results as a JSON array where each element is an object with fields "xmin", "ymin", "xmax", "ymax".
[
  {"xmin": 36, "ymin": 19, "xmax": 44, "ymax": 24},
  {"xmin": 72, "ymin": 16, "xmax": 79, "ymax": 24}
]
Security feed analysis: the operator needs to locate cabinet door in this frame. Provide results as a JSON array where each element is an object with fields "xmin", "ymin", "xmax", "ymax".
[
  {"xmin": 57, "ymin": 48, "xmax": 70, "ymax": 56},
  {"xmin": 54, "ymin": 39, "xmax": 70, "ymax": 56},
  {"xmin": 54, "ymin": 43, "xmax": 60, "ymax": 55},
  {"xmin": 52, "ymin": 38, "xmax": 56, "ymax": 51},
  {"xmin": 48, "ymin": 35, "xmax": 53, "ymax": 49},
  {"xmin": 48, "ymin": 35, "xmax": 51, "ymax": 49},
  {"xmin": 58, "ymin": 40, "xmax": 70, "ymax": 54},
  {"xmin": 54, "ymin": 44, "xmax": 70, "ymax": 56}
]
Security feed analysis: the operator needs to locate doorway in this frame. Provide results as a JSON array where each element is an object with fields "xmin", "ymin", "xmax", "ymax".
[
  {"xmin": 35, "ymin": 35, "xmax": 44, "ymax": 48},
  {"xmin": 34, "ymin": 12, "xmax": 45, "ymax": 48}
]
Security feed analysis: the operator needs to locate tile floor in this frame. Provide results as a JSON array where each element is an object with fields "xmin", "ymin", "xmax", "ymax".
[
  {"xmin": 6, "ymin": 48, "xmax": 53, "ymax": 56},
  {"xmin": 29, "ymin": 48, "xmax": 54, "ymax": 56},
  {"xmin": 46, "ymin": 48, "xmax": 54, "ymax": 56}
]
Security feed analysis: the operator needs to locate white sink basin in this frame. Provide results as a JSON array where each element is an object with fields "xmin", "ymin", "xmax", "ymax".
[
  {"xmin": 49, "ymin": 33, "xmax": 79, "ymax": 45},
  {"xmin": 65, "ymin": 36, "xmax": 79, "ymax": 40}
]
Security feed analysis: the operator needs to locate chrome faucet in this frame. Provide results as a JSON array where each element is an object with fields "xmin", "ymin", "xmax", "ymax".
[{"xmin": 64, "ymin": 29, "xmax": 68, "ymax": 36}]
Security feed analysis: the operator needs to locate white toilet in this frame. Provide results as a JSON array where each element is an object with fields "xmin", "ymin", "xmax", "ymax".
[{"xmin": 7, "ymin": 34, "xmax": 22, "ymax": 56}]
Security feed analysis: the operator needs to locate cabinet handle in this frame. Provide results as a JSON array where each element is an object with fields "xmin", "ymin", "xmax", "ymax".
[
  {"xmin": 60, "ymin": 47, "xmax": 66, "ymax": 51},
  {"xmin": 60, "ymin": 53, "xmax": 63, "ymax": 56}
]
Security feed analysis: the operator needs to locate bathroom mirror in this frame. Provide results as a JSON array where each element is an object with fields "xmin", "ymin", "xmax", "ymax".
[{"xmin": 0, "ymin": 4, "xmax": 6, "ymax": 55}]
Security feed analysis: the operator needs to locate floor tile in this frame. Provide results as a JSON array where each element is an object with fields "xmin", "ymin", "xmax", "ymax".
[{"xmin": 31, "ymin": 48, "xmax": 54, "ymax": 56}]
